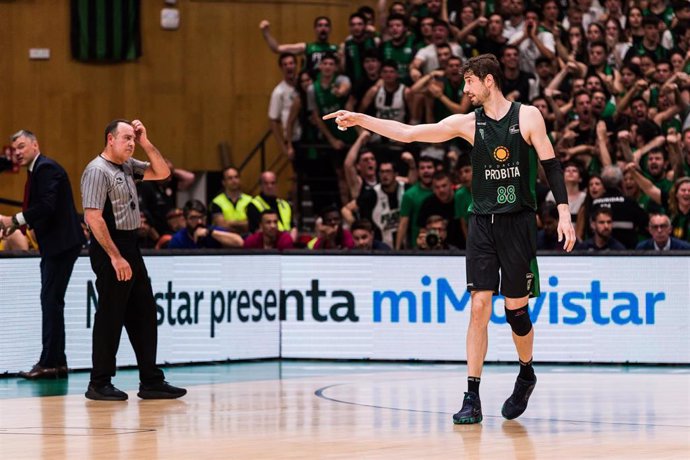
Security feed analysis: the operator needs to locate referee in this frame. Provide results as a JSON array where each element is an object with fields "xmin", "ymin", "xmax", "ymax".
[{"xmin": 80, "ymin": 119, "xmax": 186, "ymax": 401}]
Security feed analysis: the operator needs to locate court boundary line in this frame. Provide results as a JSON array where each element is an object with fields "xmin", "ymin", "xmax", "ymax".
[{"xmin": 314, "ymin": 383, "xmax": 690, "ymax": 429}]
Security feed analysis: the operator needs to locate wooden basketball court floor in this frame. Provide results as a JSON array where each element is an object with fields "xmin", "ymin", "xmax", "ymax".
[{"xmin": 0, "ymin": 361, "xmax": 688, "ymax": 459}]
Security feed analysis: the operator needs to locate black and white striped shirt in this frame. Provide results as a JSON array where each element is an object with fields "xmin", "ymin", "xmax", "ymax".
[{"xmin": 81, "ymin": 155, "xmax": 149, "ymax": 231}]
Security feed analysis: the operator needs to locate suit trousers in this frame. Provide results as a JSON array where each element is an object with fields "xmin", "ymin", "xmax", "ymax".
[
  {"xmin": 89, "ymin": 231, "xmax": 164, "ymax": 386},
  {"xmin": 38, "ymin": 244, "xmax": 82, "ymax": 367}
]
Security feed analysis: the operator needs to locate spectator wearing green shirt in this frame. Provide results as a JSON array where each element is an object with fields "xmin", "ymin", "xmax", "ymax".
[{"xmin": 396, "ymin": 156, "xmax": 437, "ymax": 249}]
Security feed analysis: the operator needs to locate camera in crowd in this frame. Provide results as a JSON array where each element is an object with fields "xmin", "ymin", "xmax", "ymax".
[
  {"xmin": 417, "ymin": 215, "xmax": 449, "ymax": 251},
  {"xmin": 425, "ymin": 228, "xmax": 442, "ymax": 249}
]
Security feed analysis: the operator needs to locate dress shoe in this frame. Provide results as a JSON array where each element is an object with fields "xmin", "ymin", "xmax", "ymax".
[
  {"xmin": 85, "ymin": 383, "xmax": 128, "ymax": 401},
  {"xmin": 18, "ymin": 364, "xmax": 64, "ymax": 380},
  {"xmin": 138, "ymin": 381, "xmax": 187, "ymax": 399}
]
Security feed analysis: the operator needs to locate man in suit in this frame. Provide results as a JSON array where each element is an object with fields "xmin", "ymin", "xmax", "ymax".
[
  {"xmin": 636, "ymin": 213, "xmax": 690, "ymax": 250},
  {"xmin": 0, "ymin": 130, "xmax": 85, "ymax": 379}
]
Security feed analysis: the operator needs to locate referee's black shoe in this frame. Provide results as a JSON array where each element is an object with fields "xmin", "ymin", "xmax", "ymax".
[
  {"xmin": 452, "ymin": 391, "xmax": 482, "ymax": 424},
  {"xmin": 501, "ymin": 376, "xmax": 537, "ymax": 420},
  {"xmin": 85, "ymin": 383, "xmax": 128, "ymax": 401},
  {"xmin": 138, "ymin": 381, "xmax": 187, "ymax": 399}
]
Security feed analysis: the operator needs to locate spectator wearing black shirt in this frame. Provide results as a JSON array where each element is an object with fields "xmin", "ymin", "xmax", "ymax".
[
  {"xmin": 500, "ymin": 45, "xmax": 538, "ymax": 104},
  {"xmin": 137, "ymin": 160, "xmax": 194, "ymax": 236},
  {"xmin": 591, "ymin": 165, "xmax": 649, "ymax": 249},
  {"xmin": 346, "ymin": 49, "xmax": 381, "ymax": 115},
  {"xmin": 577, "ymin": 207, "xmax": 626, "ymax": 251},
  {"xmin": 476, "ymin": 13, "xmax": 508, "ymax": 57}
]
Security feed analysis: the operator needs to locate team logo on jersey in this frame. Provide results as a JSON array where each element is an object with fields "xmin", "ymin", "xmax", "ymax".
[
  {"xmin": 493, "ymin": 146, "xmax": 510, "ymax": 162},
  {"xmin": 526, "ymin": 272, "xmax": 534, "ymax": 293},
  {"xmin": 509, "ymin": 124, "xmax": 520, "ymax": 134}
]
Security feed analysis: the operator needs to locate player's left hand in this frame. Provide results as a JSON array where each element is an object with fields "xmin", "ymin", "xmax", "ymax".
[{"xmin": 558, "ymin": 218, "xmax": 577, "ymax": 252}]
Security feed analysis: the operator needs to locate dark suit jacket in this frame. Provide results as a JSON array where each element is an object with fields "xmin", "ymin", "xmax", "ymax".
[
  {"xmin": 635, "ymin": 237, "xmax": 690, "ymax": 250},
  {"xmin": 23, "ymin": 155, "xmax": 86, "ymax": 257}
]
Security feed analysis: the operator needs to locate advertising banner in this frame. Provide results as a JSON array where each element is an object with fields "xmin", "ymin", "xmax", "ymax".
[{"xmin": 1, "ymin": 254, "xmax": 687, "ymax": 373}]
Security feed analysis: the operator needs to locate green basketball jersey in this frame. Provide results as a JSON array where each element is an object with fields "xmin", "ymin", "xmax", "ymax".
[
  {"xmin": 305, "ymin": 42, "xmax": 338, "ymax": 74},
  {"xmin": 433, "ymin": 78, "xmax": 464, "ymax": 121},
  {"xmin": 313, "ymin": 78, "xmax": 356, "ymax": 143},
  {"xmin": 344, "ymin": 36, "xmax": 377, "ymax": 82},
  {"xmin": 380, "ymin": 35, "xmax": 416, "ymax": 83},
  {"xmin": 469, "ymin": 102, "xmax": 538, "ymax": 214}
]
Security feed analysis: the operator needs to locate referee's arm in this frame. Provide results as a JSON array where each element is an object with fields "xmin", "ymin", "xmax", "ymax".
[
  {"xmin": 84, "ymin": 208, "xmax": 132, "ymax": 282},
  {"xmin": 132, "ymin": 119, "xmax": 171, "ymax": 181}
]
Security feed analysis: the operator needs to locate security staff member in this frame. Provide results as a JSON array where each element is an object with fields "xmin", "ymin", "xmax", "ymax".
[
  {"xmin": 80, "ymin": 119, "xmax": 186, "ymax": 401},
  {"xmin": 245, "ymin": 170, "xmax": 297, "ymax": 241},
  {"xmin": 210, "ymin": 166, "xmax": 252, "ymax": 233},
  {"xmin": 0, "ymin": 130, "xmax": 85, "ymax": 379}
]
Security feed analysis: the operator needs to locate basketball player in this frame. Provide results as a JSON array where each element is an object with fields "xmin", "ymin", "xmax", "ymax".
[{"xmin": 324, "ymin": 54, "xmax": 576, "ymax": 424}]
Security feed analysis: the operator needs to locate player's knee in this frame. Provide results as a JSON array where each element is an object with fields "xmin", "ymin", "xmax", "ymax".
[{"xmin": 505, "ymin": 305, "xmax": 532, "ymax": 336}]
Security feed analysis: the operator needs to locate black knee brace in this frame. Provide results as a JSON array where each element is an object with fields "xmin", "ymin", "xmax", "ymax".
[{"xmin": 505, "ymin": 305, "xmax": 532, "ymax": 336}]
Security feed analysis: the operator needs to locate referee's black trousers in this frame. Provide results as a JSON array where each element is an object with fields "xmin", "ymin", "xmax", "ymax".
[{"xmin": 89, "ymin": 231, "xmax": 164, "ymax": 387}]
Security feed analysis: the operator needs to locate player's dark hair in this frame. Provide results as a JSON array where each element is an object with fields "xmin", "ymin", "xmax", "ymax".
[
  {"xmin": 461, "ymin": 54, "xmax": 504, "ymax": 90},
  {"xmin": 103, "ymin": 119, "xmax": 131, "ymax": 146}
]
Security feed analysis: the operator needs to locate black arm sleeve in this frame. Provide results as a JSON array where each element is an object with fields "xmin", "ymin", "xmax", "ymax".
[{"xmin": 541, "ymin": 158, "xmax": 568, "ymax": 205}]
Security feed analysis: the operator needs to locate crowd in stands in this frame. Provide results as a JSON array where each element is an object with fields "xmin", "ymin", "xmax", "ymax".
[{"xmin": 3, "ymin": 0, "xmax": 690, "ymax": 253}]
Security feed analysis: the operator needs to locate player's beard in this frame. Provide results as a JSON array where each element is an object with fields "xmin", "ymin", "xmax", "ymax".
[{"xmin": 470, "ymin": 86, "xmax": 490, "ymax": 107}]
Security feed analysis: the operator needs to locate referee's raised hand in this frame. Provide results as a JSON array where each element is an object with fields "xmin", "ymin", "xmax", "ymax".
[
  {"xmin": 111, "ymin": 255, "xmax": 132, "ymax": 282},
  {"xmin": 132, "ymin": 119, "xmax": 149, "ymax": 145}
]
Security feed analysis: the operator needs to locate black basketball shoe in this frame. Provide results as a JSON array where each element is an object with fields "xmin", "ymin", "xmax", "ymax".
[
  {"xmin": 501, "ymin": 376, "xmax": 537, "ymax": 420},
  {"xmin": 452, "ymin": 391, "xmax": 483, "ymax": 424}
]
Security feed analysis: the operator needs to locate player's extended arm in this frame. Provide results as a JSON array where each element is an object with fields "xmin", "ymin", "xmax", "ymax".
[{"xmin": 323, "ymin": 110, "xmax": 473, "ymax": 144}]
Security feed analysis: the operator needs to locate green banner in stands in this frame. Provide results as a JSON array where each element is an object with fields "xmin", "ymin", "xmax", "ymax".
[{"xmin": 70, "ymin": 0, "xmax": 141, "ymax": 62}]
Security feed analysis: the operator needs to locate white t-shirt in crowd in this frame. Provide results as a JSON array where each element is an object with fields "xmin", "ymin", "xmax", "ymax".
[{"xmin": 268, "ymin": 80, "xmax": 301, "ymax": 142}]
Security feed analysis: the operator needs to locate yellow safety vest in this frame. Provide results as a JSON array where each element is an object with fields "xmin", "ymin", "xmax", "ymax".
[
  {"xmin": 212, "ymin": 193, "xmax": 252, "ymax": 223},
  {"xmin": 251, "ymin": 195, "xmax": 292, "ymax": 232}
]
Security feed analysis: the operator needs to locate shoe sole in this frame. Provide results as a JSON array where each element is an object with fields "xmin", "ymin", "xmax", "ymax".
[
  {"xmin": 137, "ymin": 390, "xmax": 187, "ymax": 400},
  {"xmin": 85, "ymin": 391, "xmax": 128, "ymax": 401},
  {"xmin": 452, "ymin": 414, "xmax": 483, "ymax": 424},
  {"xmin": 18, "ymin": 371, "xmax": 68, "ymax": 380}
]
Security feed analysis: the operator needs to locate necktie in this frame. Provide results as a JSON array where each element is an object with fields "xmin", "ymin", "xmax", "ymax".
[{"xmin": 22, "ymin": 170, "xmax": 32, "ymax": 211}]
